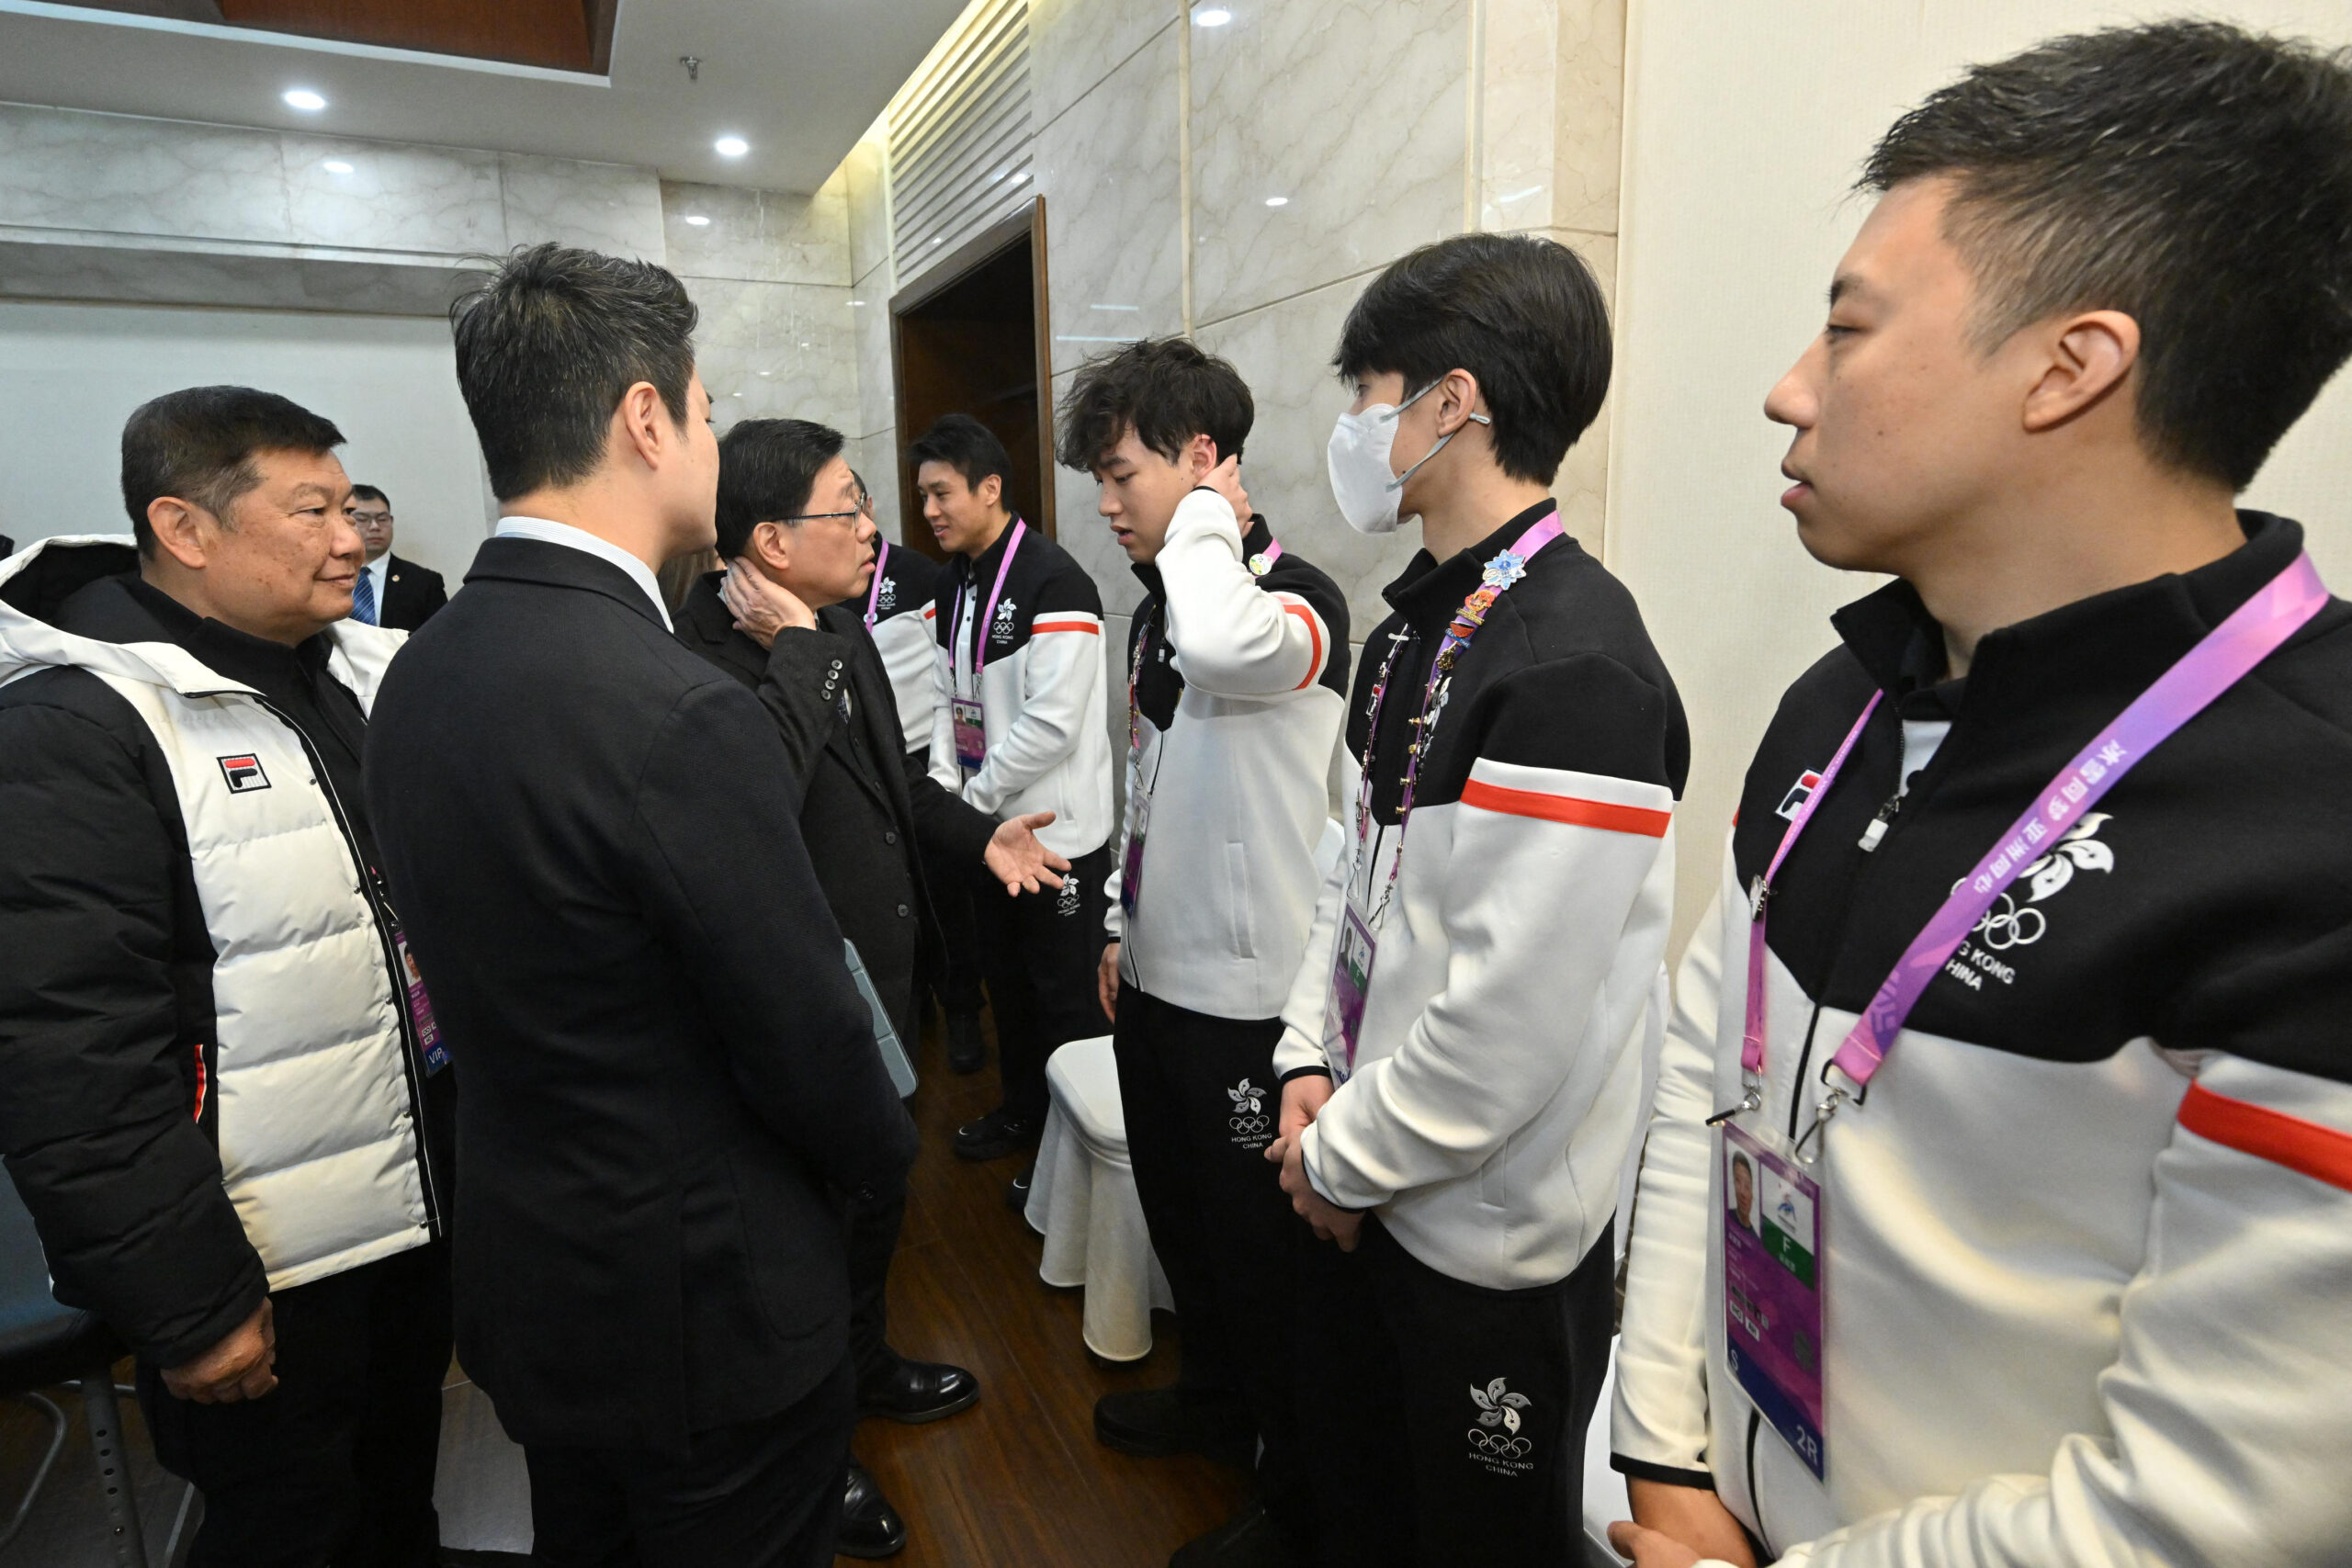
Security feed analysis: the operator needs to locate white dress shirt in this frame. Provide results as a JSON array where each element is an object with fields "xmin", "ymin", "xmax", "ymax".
[{"xmin": 493, "ymin": 516, "xmax": 673, "ymax": 632}]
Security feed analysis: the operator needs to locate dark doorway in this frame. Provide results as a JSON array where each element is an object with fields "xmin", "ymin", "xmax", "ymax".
[{"xmin": 890, "ymin": 199, "xmax": 1054, "ymax": 558}]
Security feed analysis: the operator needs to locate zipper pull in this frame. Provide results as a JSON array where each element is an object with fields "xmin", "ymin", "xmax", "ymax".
[{"xmin": 1859, "ymin": 792, "xmax": 1903, "ymax": 852}]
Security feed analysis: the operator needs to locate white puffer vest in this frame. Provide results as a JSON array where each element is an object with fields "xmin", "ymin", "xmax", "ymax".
[{"xmin": 0, "ymin": 536, "xmax": 434, "ymax": 1291}]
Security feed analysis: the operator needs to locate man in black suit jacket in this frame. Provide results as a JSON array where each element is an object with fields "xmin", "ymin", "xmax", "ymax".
[
  {"xmin": 365, "ymin": 244, "xmax": 915, "ymax": 1567},
  {"xmin": 345, "ymin": 485, "xmax": 447, "ymax": 630},
  {"xmin": 678, "ymin": 417, "xmax": 1068, "ymax": 1559}
]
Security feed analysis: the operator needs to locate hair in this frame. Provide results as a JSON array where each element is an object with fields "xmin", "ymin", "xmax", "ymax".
[
  {"xmin": 347, "ymin": 483, "xmax": 390, "ymax": 509},
  {"xmin": 119, "ymin": 386, "xmax": 345, "ymax": 557},
  {"xmin": 1863, "ymin": 21, "xmax": 2352, "ymax": 491},
  {"xmin": 908, "ymin": 413, "xmax": 1012, "ymax": 501},
  {"xmin": 449, "ymin": 243, "xmax": 700, "ymax": 501},
  {"xmin": 715, "ymin": 418, "xmax": 847, "ymax": 559},
  {"xmin": 1055, "ymin": 337, "xmax": 1254, "ymax": 472},
  {"xmin": 1332, "ymin": 233, "xmax": 1611, "ymax": 486}
]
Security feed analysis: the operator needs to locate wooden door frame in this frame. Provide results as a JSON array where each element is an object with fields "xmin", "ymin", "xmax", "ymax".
[{"xmin": 887, "ymin": 197, "xmax": 1054, "ymax": 542}]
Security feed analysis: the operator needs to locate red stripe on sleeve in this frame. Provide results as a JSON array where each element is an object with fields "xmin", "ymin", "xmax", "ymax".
[
  {"xmin": 1459, "ymin": 778, "xmax": 1671, "ymax": 837},
  {"xmin": 2178, "ymin": 1081, "xmax": 2352, "ymax": 1192},
  {"xmin": 1282, "ymin": 602, "xmax": 1325, "ymax": 690},
  {"xmin": 1031, "ymin": 619, "xmax": 1101, "ymax": 636}
]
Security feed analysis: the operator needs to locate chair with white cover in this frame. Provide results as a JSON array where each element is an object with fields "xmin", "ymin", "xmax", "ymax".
[{"xmin": 1023, "ymin": 1034, "xmax": 1172, "ymax": 1361}]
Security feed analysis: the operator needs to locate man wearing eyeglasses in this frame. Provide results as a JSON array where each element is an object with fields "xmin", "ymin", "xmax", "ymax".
[
  {"xmin": 675, "ymin": 417, "xmax": 1068, "ymax": 1561},
  {"xmin": 343, "ymin": 485, "xmax": 447, "ymax": 630}
]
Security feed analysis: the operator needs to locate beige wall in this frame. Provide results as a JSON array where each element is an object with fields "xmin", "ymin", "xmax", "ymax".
[
  {"xmin": 842, "ymin": 0, "xmax": 1631, "ymax": 700},
  {"xmin": 1610, "ymin": 0, "xmax": 2352, "ymax": 956}
]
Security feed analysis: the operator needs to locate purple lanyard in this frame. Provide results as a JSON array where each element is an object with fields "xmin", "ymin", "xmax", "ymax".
[
  {"xmin": 1356, "ymin": 507, "xmax": 1565, "ymax": 919},
  {"xmin": 950, "ymin": 519, "xmax": 1026, "ymax": 684},
  {"xmin": 863, "ymin": 538, "xmax": 890, "ymax": 629},
  {"xmin": 1742, "ymin": 552, "xmax": 2329, "ymax": 1143}
]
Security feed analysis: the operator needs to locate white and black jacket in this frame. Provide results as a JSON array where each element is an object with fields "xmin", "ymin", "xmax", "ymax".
[
  {"xmin": 1273, "ymin": 502, "xmax": 1689, "ymax": 1288},
  {"xmin": 927, "ymin": 519, "xmax": 1114, "ymax": 858},
  {"xmin": 0, "ymin": 536, "xmax": 438, "ymax": 1366},
  {"xmin": 1611, "ymin": 513, "xmax": 2352, "ymax": 1566},
  {"xmin": 1107, "ymin": 492, "xmax": 1349, "ymax": 1021},
  {"xmin": 866, "ymin": 540, "xmax": 941, "ymax": 759}
]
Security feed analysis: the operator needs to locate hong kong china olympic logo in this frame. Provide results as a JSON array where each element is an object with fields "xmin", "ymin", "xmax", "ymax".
[
  {"xmin": 1227, "ymin": 1078, "xmax": 1270, "ymax": 1136},
  {"xmin": 1969, "ymin": 813, "xmax": 2115, "ymax": 952},
  {"xmin": 1466, "ymin": 1378, "xmax": 1533, "ymax": 1463}
]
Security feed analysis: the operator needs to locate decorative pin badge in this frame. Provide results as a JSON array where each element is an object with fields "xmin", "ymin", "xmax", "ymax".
[
  {"xmin": 1248, "ymin": 552, "xmax": 1274, "ymax": 576},
  {"xmin": 1482, "ymin": 550, "xmax": 1528, "ymax": 591}
]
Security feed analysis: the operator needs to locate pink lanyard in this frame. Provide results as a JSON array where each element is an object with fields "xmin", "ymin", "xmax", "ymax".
[
  {"xmin": 949, "ymin": 519, "xmax": 1026, "ymax": 684},
  {"xmin": 863, "ymin": 538, "xmax": 890, "ymax": 629},
  {"xmin": 1736, "ymin": 552, "xmax": 2330, "ymax": 1155},
  {"xmin": 1355, "ymin": 507, "xmax": 1565, "ymax": 920}
]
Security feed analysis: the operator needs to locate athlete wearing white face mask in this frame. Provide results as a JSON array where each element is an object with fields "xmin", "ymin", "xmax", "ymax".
[{"xmin": 1270, "ymin": 233, "xmax": 1689, "ymax": 1567}]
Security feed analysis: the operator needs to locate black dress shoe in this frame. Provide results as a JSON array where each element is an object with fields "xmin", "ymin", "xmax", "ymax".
[
  {"xmin": 954, "ymin": 1106, "xmax": 1039, "ymax": 1161},
  {"xmin": 946, "ymin": 1010, "xmax": 987, "ymax": 1074},
  {"xmin": 1170, "ymin": 1504, "xmax": 1305, "ymax": 1567},
  {"xmin": 837, "ymin": 1461, "xmax": 907, "ymax": 1560},
  {"xmin": 858, "ymin": 1357, "xmax": 980, "ymax": 1424},
  {"xmin": 1093, "ymin": 1386, "xmax": 1256, "ymax": 1469},
  {"xmin": 1005, "ymin": 1163, "xmax": 1035, "ymax": 1213}
]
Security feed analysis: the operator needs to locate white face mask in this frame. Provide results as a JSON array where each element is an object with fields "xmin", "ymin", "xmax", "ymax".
[{"xmin": 1325, "ymin": 379, "xmax": 1491, "ymax": 535}]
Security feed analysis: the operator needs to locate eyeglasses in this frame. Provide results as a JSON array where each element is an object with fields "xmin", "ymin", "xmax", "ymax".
[{"xmin": 779, "ymin": 509, "xmax": 863, "ymax": 525}]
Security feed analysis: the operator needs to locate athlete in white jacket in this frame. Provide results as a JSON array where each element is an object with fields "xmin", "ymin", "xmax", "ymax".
[
  {"xmin": 1608, "ymin": 24, "xmax": 2352, "ymax": 1568},
  {"xmin": 1055, "ymin": 338, "xmax": 1350, "ymax": 1566}
]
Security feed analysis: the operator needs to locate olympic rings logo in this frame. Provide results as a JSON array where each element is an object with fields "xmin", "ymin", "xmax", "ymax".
[
  {"xmin": 1973, "ymin": 893, "xmax": 2045, "ymax": 951},
  {"xmin": 1466, "ymin": 1429, "xmax": 1532, "ymax": 1458},
  {"xmin": 1229, "ymin": 1114, "xmax": 1271, "ymax": 1134}
]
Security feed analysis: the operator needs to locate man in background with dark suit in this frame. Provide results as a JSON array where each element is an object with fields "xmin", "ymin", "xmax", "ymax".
[
  {"xmin": 345, "ymin": 485, "xmax": 447, "ymax": 630},
  {"xmin": 679, "ymin": 416, "xmax": 1067, "ymax": 1559},
  {"xmin": 365, "ymin": 243, "xmax": 916, "ymax": 1566}
]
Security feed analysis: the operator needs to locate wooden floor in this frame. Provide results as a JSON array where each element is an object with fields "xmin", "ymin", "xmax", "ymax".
[{"xmin": 1, "ymin": 1010, "xmax": 1247, "ymax": 1566}]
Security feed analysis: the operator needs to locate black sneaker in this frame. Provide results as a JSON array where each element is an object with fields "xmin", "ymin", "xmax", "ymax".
[
  {"xmin": 837, "ymin": 1461, "xmax": 907, "ymax": 1559},
  {"xmin": 1005, "ymin": 1163, "xmax": 1035, "ymax": 1213},
  {"xmin": 954, "ymin": 1106, "xmax": 1039, "ymax": 1162},
  {"xmin": 946, "ymin": 1010, "xmax": 987, "ymax": 1074},
  {"xmin": 1093, "ymin": 1387, "xmax": 1256, "ymax": 1469},
  {"xmin": 1170, "ymin": 1504, "xmax": 1304, "ymax": 1567}
]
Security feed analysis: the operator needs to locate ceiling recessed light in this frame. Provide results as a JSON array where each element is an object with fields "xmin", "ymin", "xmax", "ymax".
[
  {"xmin": 714, "ymin": 135, "xmax": 749, "ymax": 158},
  {"xmin": 684, "ymin": 214, "xmax": 711, "ymax": 227},
  {"xmin": 1193, "ymin": 6, "xmax": 1232, "ymax": 25},
  {"xmin": 283, "ymin": 88, "xmax": 327, "ymax": 112},
  {"xmin": 1264, "ymin": 195, "xmax": 1289, "ymax": 207},
  {"xmin": 322, "ymin": 159, "xmax": 354, "ymax": 175}
]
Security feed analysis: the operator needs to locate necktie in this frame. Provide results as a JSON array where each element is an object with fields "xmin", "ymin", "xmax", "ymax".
[{"xmin": 352, "ymin": 569, "xmax": 378, "ymax": 626}]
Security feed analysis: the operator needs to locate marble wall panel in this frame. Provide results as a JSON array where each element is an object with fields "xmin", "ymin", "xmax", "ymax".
[
  {"xmin": 852, "ymin": 428, "xmax": 904, "ymax": 546},
  {"xmin": 1550, "ymin": 0, "xmax": 1626, "ymax": 236},
  {"xmin": 1189, "ymin": 0, "xmax": 1469, "ymax": 327},
  {"xmin": 1031, "ymin": 0, "xmax": 1179, "ymax": 131},
  {"xmin": 754, "ymin": 283, "xmax": 862, "ymax": 436},
  {"xmin": 283, "ymin": 137, "xmax": 504, "ymax": 255},
  {"xmin": 764, "ymin": 173, "xmax": 852, "ymax": 288},
  {"xmin": 853, "ymin": 290, "xmax": 896, "ymax": 438},
  {"xmin": 1479, "ymin": 0, "xmax": 1561, "ymax": 232},
  {"xmin": 844, "ymin": 133, "xmax": 893, "ymax": 289},
  {"xmin": 1034, "ymin": 22, "xmax": 1185, "ymax": 366},
  {"xmin": 1193, "ymin": 271, "xmax": 1420, "ymax": 637},
  {"xmin": 1050, "ymin": 368, "xmax": 1142, "ymax": 616},
  {"xmin": 662, "ymin": 181, "xmax": 766, "ymax": 279},
  {"xmin": 0, "ymin": 235, "xmax": 479, "ymax": 317},
  {"xmin": 0, "ymin": 104, "xmax": 291, "ymax": 243},
  {"xmin": 499, "ymin": 153, "xmax": 664, "ymax": 261},
  {"xmin": 1547, "ymin": 229, "xmax": 1616, "ymax": 557}
]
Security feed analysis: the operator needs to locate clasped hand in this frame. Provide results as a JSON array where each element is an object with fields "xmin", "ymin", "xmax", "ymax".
[{"xmin": 1264, "ymin": 1074, "xmax": 1362, "ymax": 1251}]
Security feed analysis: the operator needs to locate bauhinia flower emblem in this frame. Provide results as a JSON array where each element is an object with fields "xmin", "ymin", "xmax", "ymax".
[
  {"xmin": 1227, "ymin": 1078, "xmax": 1264, "ymax": 1115},
  {"xmin": 1471, "ymin": 1377, "xmax": 1531, "ymax": 1434},
  {"xmin": 2024, "ymin": 812, "xmax": 2113, "ymax": 903}
]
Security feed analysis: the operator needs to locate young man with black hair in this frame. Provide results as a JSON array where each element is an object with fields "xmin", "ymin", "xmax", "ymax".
[
  {"xmin": 345, "ymin": 484, "xmax": 447, "ymax": 630},
  {"xmin": 914, "ymin": 412, "xmax": 1115, "ymax": 1175},
  {"xmin": 1269, "ymin": 232, "xmax": 1688, "ymax": 1566},
  {"xmin": 0, "ymin": 388, "xmax": 469, "ymax": 1565},
  {"xmin": 1609, "ymin": 23, "xmax": 2352, "ymax": 1568},
  {"xmin": 1059, "ymin": 339, "xmax": 1350, "ymax": 1567},
  {"xmin": 368, "ymin": 245, "xmax": 917, "ymax": 1566},
  {"xmin": 678, "ymin": 416, "xmax": 1068, "ymax": 1558}
]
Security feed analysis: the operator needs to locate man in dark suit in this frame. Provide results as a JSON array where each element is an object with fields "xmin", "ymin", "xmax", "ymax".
[
  {"xmin": 345, "ymin": 485, "xmax": 447, "ymax": 630},
  {"xmin": 678, "ymin": 417, "xmax": 1067, "ymax": 1559},
  {"xmin": 364, "ymin": 243, "xmax": 917, "ymax": 1567}
]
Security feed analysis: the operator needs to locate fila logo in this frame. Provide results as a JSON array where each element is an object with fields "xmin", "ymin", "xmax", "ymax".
[
  {"xmin": 1776, "ymin": 770, "xmax": 1824, "ymax": 821},
  {"xmin": 217, "ymin": 753, "xmax": 271, "ymax": 793}
]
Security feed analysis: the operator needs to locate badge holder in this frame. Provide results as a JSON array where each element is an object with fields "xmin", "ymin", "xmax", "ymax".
[
  {"xmin": 1722, "ymin": 1122, "xmax": 1826, "ymax": 1479},
  {"xmin": 952, "ymin": 696, "xmax": 988, "ymax": 773}
]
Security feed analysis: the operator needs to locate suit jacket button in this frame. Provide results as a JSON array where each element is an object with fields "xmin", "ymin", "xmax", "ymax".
[
  {"xmin": 896, "ymin": 903, "xmax": 910, "ymax": 918},
  {"xmin": 884, "ymin": 830, "xmax": 898, "ymax": 845}
]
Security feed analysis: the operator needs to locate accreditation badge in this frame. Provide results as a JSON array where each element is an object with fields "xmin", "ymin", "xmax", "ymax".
[
  {"xmin": 951, "ymin": 695, "xmax": 988, "ymax": 773},
  {"xmin": 1118, "ymin": 793, "xmax": 1150, "ymax": 919},
  {"xmin": 1322, "ymin": 897, "xmax": 1377, "ymax": 1084},
  {"xmin": 1721, "ymin": 1122, "xmax": 1826, "ymax": 1478}
]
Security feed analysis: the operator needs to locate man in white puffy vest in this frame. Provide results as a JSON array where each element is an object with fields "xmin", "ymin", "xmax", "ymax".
[{"xmin": 0, "ymin": 387, "xmax": 461, "ymax": 1568}]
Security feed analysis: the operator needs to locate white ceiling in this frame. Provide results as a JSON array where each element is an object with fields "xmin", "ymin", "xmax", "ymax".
[{"xmin": 0, "ymin": 0, "xmax": 966, "ymax": 193}]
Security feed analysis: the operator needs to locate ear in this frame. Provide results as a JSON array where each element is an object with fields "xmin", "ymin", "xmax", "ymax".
[
  {"xmin": 2021, "ymin": 310, "xmax": 2138, "ymax": 434},
  {"xmin": 978, "ymin": 473, "xmax": 1003, "ymax": 511},
  {"xmin": 615, "ymin": 380, "xmax": 673, "ymax": 470},
  {"xmin": 145, "ymin": 496, "xmax": 211, "ymax": 570},
  {"xmin": 1182, "ymin": 432, "xmax": 1219, "ymax": 482},
  {"xmin": 749, "ymin": 520, "xmax": 792, "ymax": 574},
  {"xmin": 1434, "ymin": 368, "xmax": 1486, "ymax": 434}
]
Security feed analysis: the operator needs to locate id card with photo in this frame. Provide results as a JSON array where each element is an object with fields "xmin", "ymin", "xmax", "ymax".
[
  {"xmin": 1323, "ymin": 901, "xmax": 1377, "ymax": 1082},
  {"xmin": 952, "ymin": 696, "xmax": 988, "ymax": 773},
  {"xmin": 392, "ymin": 926, "xmax": 449, "ymax": 1076},
  {"xmin": 1722, "ymin": 1122, "xmax": 1826, "ymax": 1479}
]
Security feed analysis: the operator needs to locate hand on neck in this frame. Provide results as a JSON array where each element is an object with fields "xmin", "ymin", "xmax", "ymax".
[{"xmin": 1907, "ymin": 463, "xmax": 2244, "ymax": 679}]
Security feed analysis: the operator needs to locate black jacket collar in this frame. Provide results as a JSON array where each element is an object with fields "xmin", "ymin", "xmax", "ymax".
[
  {"xmin": 952, "ymin": 514, "xmax": 1027, "ymax": 584},
  {"xmin": 465, "ymin": 535, "xmax": 670, "ymax": 630},
  {"xmin": 58, "ymin": 571, "xmax": 334, "ymax": 694},
  {"xmin": 1829, "ymin": 511, "xmax": 2309, "ymax": 714},
  {"xmin": 1381, "ymin": 499, "xmax": 1562, "ymax": 627}
]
